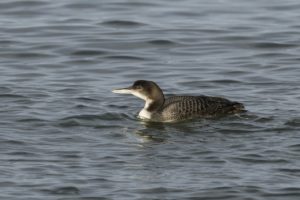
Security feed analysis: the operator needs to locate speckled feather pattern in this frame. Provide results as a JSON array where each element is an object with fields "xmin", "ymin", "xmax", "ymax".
[{"xmin": 155, "ymin": 96, "xmax": 244, "ymax": 121}]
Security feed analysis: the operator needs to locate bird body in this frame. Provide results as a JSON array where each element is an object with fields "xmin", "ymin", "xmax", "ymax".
[{"xmin": 113, "ymin": 80, "xmax": 245, "ymax": 122}]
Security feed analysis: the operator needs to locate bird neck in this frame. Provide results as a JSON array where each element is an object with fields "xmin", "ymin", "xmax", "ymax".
[{"xmin": 144, "ymin": 95, "xmax": 165, "ymax": 112}]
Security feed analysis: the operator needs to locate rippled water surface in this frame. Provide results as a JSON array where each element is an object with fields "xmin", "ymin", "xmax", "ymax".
[{"xmin": 1, "ymin": 0, "xmax": 300, "ymax": 199}]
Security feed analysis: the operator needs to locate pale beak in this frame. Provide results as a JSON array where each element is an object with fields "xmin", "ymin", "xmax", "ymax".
[{"xmin": 112, "ymin": 86, "xmax": 133, "ymax": 94}]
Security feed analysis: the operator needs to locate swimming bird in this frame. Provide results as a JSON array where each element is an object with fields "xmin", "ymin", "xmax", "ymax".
[{"xmin": 112, "ymin": 80, "xmax": 245, "ymax": 122}]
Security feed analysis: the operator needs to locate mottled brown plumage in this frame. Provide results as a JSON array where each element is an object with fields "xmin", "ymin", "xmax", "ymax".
[{"xmin": 155, "ymin": 96, "xmax": 245, "ymax": 121}]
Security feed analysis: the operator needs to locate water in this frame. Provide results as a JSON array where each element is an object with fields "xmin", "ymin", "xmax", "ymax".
[{"xmin": 1, "ymin": 0, "xmax": 300, "ymax": 199}]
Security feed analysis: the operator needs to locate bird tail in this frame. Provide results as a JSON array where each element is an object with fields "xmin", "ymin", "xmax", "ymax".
[{"xmin": 231, "ymin": 102, "xmax": 246, "ymax": 113}]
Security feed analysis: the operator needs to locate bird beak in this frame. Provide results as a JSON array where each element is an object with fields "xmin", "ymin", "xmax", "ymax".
[{"xmin": 112, "ymin": 86, "xmax": 133, "ymax": 94}]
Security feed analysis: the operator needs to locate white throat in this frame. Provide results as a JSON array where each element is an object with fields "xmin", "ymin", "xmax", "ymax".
[
  {"xmin": 138, "ymin": 97, "xmax": 154, "ymax": 120},
  {"xmin": 130, "ymin": 90, "xmax": 147, "ymax": 101}
]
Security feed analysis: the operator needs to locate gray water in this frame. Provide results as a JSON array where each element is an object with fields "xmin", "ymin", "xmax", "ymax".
[{"xmin": 1, "ymin": 0, "xmax": 300, "ymax": 199}]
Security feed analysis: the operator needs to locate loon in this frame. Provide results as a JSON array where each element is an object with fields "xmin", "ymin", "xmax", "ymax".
[{"xmin": 112, "ymin": 80, "xmax": 245, "ymax": 122}]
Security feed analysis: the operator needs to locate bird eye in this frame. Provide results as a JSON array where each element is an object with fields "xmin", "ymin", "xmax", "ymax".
[{"xmin": 135, "ymin": 85, "xmax": 142, "ymax": 89}]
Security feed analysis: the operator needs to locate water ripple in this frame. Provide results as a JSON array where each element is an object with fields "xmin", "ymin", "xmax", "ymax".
[
  {"xmin": 251, "ymin": 42, "xmax": 298, "ymax": 49},
  {"xmin": 147, "ymin": 39, "xmax": 177, "ymax": 45},
  {"xmin": 0, "ymin": 0, "xmax": 49, "ymax": 9},
  {"xmin": 58, "ymin": 113, "xmax": 132, "ymax": 127},
  {"xmin": 285, "ymin": 118, "xmax": 300, "ymax": 127},
  {"xmin": 103, "ymin": 55, "xmax": 147, "ymax": 61},
  {"xmin": 101, "ymin": 20, "xmax": 146, "ymax": 27},
  {"xmin": 70, "ymin": 50, "xmax": 108, "ymax": 56},
  {"xmin": 41, "ymin": 186, "xmax": 80, "ymax": 195}
]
